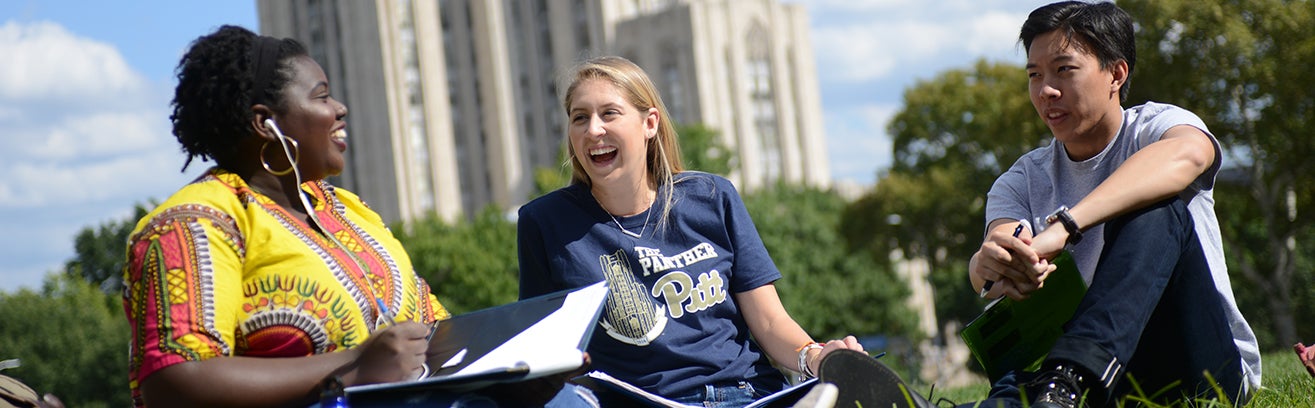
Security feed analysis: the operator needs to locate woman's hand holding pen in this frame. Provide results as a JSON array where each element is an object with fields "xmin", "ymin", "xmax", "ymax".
[{"xmin": 347, "ymin": 322, "xmax": 432, "ymax": 386}]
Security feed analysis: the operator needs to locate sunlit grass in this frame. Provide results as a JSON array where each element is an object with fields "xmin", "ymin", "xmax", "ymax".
[{"xmin": 911, "ymin": 351, "xmax": 1311, "ymax": 407}]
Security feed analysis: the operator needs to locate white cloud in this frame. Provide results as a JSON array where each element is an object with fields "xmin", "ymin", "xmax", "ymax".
[
  {"xmin": 825, "ymin": 103, "xmax": 899, "ymax": 184},
  {"xmin": 1, "ymin": 149, "xmax": 187, "ymax": 207},
  {"xmin": 806, "ymin": 1, "xmax": 1047, "ymax": 84},
  {"xmin": 805, "ymin": 1, "xmax": 1052, "ymax": 191},
  {"xmin": 0, "ymin": 21, "xmax": 147, "ymax": 102},
  {"xmin": 964, "ymin": 11, "xmax": 1032, "ymax": 57},
  {"xmin": 790, "ymin": 0, "xmax": 915, "ymax": 13},
  {"xmin": 5, "ymin": 110, "xmax": 168, "ymax": 161},
  {"xmin": 0, "ymin": 21, "xmax": 195, "ymax": 291},
  {"xmin": 857, "ymin": 104, "xmax": 900, "ymax": 135},
  {"xmin": 0, "ymin": 21, "xmax": 184, "ymax": 208},
  {"xmin": 813, "ymin": 22, "xmax": 947, "ymax": 82}
]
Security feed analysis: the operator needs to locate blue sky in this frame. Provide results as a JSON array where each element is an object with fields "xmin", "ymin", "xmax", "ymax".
[{"xmin": 0, "ymin": 0, "xmax": 1051, "ymax": 292}]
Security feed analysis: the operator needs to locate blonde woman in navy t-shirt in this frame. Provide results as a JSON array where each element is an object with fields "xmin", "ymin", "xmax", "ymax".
[{"xmin": 517, "ymin": 56, "xmax": 864, "ymax": 407}]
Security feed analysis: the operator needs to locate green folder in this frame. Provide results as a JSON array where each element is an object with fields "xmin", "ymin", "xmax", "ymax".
[{"xmin": 960, "ymin": 251, "xmax": 1087, "ymax": 381}]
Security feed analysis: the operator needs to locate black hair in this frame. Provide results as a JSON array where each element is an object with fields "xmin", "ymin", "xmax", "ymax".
[
  {"xmin": 170, "ymin": 25, "xmax": 308, "ymax": 171},
  {"xmin": 1020, "ymin": 1, "xmax": 1136, "ymax": 101}
]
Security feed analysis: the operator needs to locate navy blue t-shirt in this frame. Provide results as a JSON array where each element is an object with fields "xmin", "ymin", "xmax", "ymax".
[{"xmin": 517, "ymin": 172, "xmax": 787, "ymax": 397}]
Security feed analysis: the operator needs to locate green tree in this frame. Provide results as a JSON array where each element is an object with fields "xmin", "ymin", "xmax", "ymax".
[
  {"xmin": 533, "ymin": 160, "xmax": 572, "ymax": 198},
  {"xmin": 0, "ymin": 204, "xmax": 148, "ymax": 407},
  {"xmin": 398, "ymin": 206, "xmax": 520, "ymax": 314},
  {"xmin": 675, "ymin": 123, "xmax": 735, "ymax": 176},
  {"xmin": 842, "ymin": 60, "xmax": 1042, "ymax": 329},
  {"xmin": 0, "ymin": 274, "xmax": 130, "ymax": 408},
  {"xmin": 1122, "ymin": 0, "xmax": 1315, "ymax": 348},
  {"xmin": 743, "ymin": 184, "xmax": 919, "ymax": 343},
  {"xmin": 1215, "ymin": 180, "xmax": 1315, "ymax": 350},
  {"xmin": 64, "ymin": 204, "xmax": 149, "ymax": 293}
]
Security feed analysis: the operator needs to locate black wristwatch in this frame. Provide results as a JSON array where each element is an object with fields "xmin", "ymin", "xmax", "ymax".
[{"xmin": 1045, "ymin": 205, "xmax": 1083, "ymax": 245}]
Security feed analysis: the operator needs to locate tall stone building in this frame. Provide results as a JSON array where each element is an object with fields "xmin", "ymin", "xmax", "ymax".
[{"xmin": 257, "ymin": 0, "xmax": 828, "ymax": 223}]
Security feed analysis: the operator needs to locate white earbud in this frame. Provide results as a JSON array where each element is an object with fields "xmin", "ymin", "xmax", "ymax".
[{"xmin": 263, "ymin": 118, "xmax": 282, "ymax": 136}]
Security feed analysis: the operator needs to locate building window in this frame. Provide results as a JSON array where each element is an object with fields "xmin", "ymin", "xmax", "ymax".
[
  {"xmin": 745, "ymin": 22, "xmax": 779, "ymax": 183},
  {"xmin": 398, "ymin": 0, "xmax": 435, "ymax": 211},
  {"xmin": 573, "ymin": 0, "xmax": 590, "ymax": 50},
  {"xmin": 661, "ymin": 44, "xmax": 684, "ymax": 125}
]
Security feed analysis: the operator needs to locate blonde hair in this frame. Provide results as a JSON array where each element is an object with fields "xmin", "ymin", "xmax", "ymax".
[{"xmin": 561, "ymin": 56, "xmax": 684, "ymax": 230}]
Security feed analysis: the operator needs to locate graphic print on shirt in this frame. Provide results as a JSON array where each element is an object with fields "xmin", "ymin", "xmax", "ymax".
[
  {"xmin": 599, "ymin": 243, "xmax": 727, "ymax": 346},
  {"xmin": 600, "ymin": 249, "xmax": 667, "ymax": 345}
]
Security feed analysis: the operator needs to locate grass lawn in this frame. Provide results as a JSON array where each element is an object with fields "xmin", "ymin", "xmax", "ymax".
[{"xmin": 911, "ymin": 351, "xmax": 1312, "ymax": 407}]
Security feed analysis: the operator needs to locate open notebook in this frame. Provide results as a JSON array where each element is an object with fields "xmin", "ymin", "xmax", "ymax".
[
  {"xmin": 346, "ymin": 280, "xmax": 609, "ymax": 396},
  {"xmin": 960, "ymin": 251, "xmax": 1087, "ymax": 380}
]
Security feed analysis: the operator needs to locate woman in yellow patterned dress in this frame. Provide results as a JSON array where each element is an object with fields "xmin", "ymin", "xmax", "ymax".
[{"xmin": 121, "ymin": 25, "xmax": 447, "ymax": 407}]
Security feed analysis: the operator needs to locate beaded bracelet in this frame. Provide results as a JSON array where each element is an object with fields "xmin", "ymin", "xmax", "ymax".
[{"xmin": 796, "ymin": 342, "xmax": 824, "ymax": 379}]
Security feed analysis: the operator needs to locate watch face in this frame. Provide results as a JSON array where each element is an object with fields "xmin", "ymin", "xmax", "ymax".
[
  {"xmin": 1046, "ymin": 206, "xmax": 1082, "ymax": 245},
  {"xmin": 1047, "ymin": 206, "xmax": 1068, "ymax": 225}
]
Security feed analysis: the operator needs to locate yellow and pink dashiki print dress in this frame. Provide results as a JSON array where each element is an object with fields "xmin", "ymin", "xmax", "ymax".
[{"xmin": 122, "ymin": 168, "xmax": 449, "ymax": 406}]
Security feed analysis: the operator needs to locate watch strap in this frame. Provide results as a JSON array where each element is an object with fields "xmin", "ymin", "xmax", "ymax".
[{"xmin": 1047, "ymin": 206, "xmax": 1083, "ymax": 245}]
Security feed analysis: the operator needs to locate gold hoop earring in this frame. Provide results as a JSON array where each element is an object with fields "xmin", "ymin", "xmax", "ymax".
[{"xmin": 260, "ymin": 138, "xmax": 299, "ymax": 176}]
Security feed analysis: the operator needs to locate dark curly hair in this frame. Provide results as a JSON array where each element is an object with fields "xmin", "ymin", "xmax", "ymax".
[{"xmin": 170, "ymin": 25, "xmax": 308, "ymax": 171}]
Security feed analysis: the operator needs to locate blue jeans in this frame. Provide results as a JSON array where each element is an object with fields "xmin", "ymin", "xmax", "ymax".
[
  {"xmin": 970, "ymin": 198, "xmax": 1244, "ymax": 407},
  {"xmin": 590, "ymin": 381, "xmax": 759, "ymax": 408},
  {"xmin": 589, "ymin": 376, "xmax": 785, "ymax": 408},
  {"xmin": 546, "ymin": 384, "xmax": 600, "ymax": 408},
  {"xmin": 666, "ymin": 380, "xmax": 772, "ymax": 408},
  {"xmin": 343, "ymin": 383, "xmax": 598, "ymax": 408}
]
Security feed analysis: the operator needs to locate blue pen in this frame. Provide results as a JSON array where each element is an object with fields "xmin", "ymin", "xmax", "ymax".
[{"xmin": 980, "ymin": 223, "xmax": 1025, "ymax": 298}]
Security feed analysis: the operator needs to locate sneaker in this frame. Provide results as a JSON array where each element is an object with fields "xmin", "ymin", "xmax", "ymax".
[
  {"xmin": 816, "ymin": 349, "xmax": 932, "ymax": 408},
  {"xmin": 1024, "ymin": 364, "xmax": 1089, "ymax": 408}
]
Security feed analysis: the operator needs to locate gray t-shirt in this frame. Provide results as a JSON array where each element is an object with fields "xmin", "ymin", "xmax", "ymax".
[{"xmin": 984, "ymin": 101, "xmax": 1261, "ymax": 391}]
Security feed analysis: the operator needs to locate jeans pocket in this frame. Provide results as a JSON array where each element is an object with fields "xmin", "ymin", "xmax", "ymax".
[{"xmin": 739, "ymin": 380, "xmax": 765, "ymax": 399}]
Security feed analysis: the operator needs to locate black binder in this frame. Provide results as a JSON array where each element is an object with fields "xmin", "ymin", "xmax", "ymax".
[{"xmin": 346, "ymin": 281, "xmax": 609, "ymax": 396}]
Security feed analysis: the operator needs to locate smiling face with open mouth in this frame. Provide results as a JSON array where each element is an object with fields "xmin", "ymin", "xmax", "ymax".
[
  {"xmin": 269, "ymin": 55, "xmax": 349, "ymax": 180},
  {"xmin": 566, "ymin": 78, "xmax": 659, "ymax": 191}
]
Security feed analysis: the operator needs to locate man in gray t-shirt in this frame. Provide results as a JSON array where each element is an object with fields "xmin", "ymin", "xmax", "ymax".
[{"xmin": 966, "ymin": 2, "xmax": 1260, "ymax": 407}]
